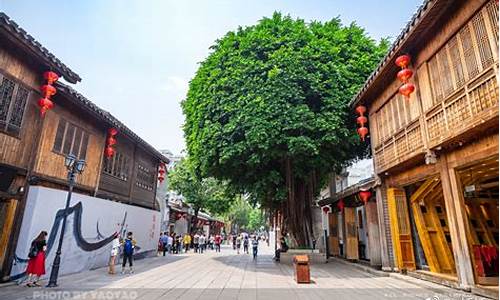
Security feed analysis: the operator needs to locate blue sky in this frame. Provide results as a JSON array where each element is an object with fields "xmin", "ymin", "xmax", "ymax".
[{"xmin": 0, "ymin": 0, "xmax": 421, "ymax": 155}]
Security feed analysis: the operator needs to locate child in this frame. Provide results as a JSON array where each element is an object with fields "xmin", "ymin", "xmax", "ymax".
[
  {"xmin": 108, "ymin": 234, "xmax": 120, "ymax": 274},
  {"xmin": 121, "ymin": 232, "xmax": 136, "ymax": 274}
]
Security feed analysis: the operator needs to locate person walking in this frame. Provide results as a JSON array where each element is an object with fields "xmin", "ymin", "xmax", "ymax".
[
  {"xmin": 121, "ymin": 232, "xmax": 136, "ymax": 274},
  {"xmin": 236, "ymin": 234, "xmax": 242, "ymax": 254},
  {"xmin": 160, "ymin": 232, "xmax": 169, "ymax": 256},
  {"xmin": 166, "ymin": 233, "xmax": 173, "ymax": 254},
  {"xmin": 243, "ymin": 234, "xmax": 249, "ymax": 254},
  {"xmin": 232, "ymin": 234, "xmax": 237, "ymax": 250},
  {"xmin": 193, "ymin": 232, "xmax": 200, "ymax": 253},
  {"xmin": 176, "ymin": 235, "xmax": 182, "ymax": 254},
  {"xmin": 209, "ymin": 235, "xmax": 215, "ymax": 250},
  {"xmin": 108, "ymin": 234, "xmax": 120, "ymax": 274},
  {"xmin": 214, "ymin": 234, "xmax": 222, "ymax": 253},
  {"xmin": 199, "ymin": 234, "xmax": 206, "ymax": 253},
  {"xmin": 252, "ymin": 235, "xmax": 259, "ymax": 260},
  {"xmin": 25, "ymin": 231, "xmax": 47, "ymax": 287},
  {"xmin": 183, "ymin": 233, "xmax": 191, "ymax": 253}
]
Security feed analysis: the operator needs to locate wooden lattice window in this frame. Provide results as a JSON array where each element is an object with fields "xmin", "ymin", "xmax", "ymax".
[
  {"xmin": 0, "ymin": 76, "xmax": 29, "ymax": 136},
  {"xmin": 485, "ymin": 0, "xmax": 499, "ymax": 49},
  {"xmin": 445, "ymin": 95, "xmax": 471, "ymax": 127},
  {"xmin": 53, "ymin": 118, "xmax": 89, "ymax": 160},
  {"xmin": 448, "ymin": 36, "xmax": 466, "ymax": 88},
  {"xmin": 136, "ymin": 164, "xmax": 155, "ymax": 191},
  {"xmin": 428, "ymin": 56, "xmax": 443, "ymax": 103},
  {"xmin": 427, "ymin": 111, "xmax": 444, "ymax": 142},
  {"xmin": 459, "ymin": 25, "xmax": 480, "ymax": 80},
  {"xmin": 407, "ymin": 126, "xmax": 422, "ymax": 152},
  {"xmin": 103, "ymin": 151, "xmax": 130, "ymax": 181},
  {"xmin": 470, "ymin": 77, "xmax": 499, "ymax": 114},
  {"xmin": 391, "ymin": 95, "xmax": 401, "ymax": 133},
  {"xmin": 437, "ymin": 47, "xmax": 454, "ymax": 97},
  {"xmin": 472, "ymin": 10, "xmax": 494, "ymax": 70}
]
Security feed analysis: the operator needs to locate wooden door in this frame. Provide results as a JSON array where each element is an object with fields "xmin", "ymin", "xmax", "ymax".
[
  {"xmin": 410, "ymin": 178, "xmax": 455, "ymax": 274},
  {"xmin": 344, "ymin": 207, "xmax": 359, "ymax": 260},
  {"xmin": 328, "ymin": 212, "xmax": 339, "ymax": 256},
  {"xmin": 387, "ymin": 188, "xmax": 416, "ymax": 270}
]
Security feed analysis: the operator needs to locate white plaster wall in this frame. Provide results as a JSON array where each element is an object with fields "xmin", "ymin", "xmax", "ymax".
[{"xmin": 11, "ymin": 186, "xmax": 160, "ymax": 278}]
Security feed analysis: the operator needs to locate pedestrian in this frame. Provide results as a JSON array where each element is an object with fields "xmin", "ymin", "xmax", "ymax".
[
  {"xmin": 183, "ymin": 233, "xmax": 191, "ymax": 253},
  {"xmin": 243, "ymin": 234, "xmax": 249, "ymax": 254},
  {"xmin": 167, "ymin": 233, "xmax": 173, "ymax": 254},
  {"xmin": 25, "ymin": 231, "xmax": 47, "ymax": 287},
  {"xmin": 209, "ymin": 235, "xmax": 215, "ymax": 250},
  {"xmin": 236, "ymin": 234, "xmax": 242, "ymax": 254},
  {"xmin": 199, "ymin": 234, "xmax": 206, "ymax": 253},
  {"xmin": 158, "ymin": 232, "xmax": 164, "ymax": 256},
  {"xmin": 108, "ymin": 234, "xmax": 120, "ymax": 274},
  {"xmin": 214, "ymin": 234, "xmax": 222, "ymax": 253},
  {"xmin": 232, "ymin": 234, "xmax": 237, "ymax": 250},
  {"xmin": 252, "ymin": 235, "xmax": 259, "ymax": 260},
  {"xmin": 193, "ymin": 232, "xmax": 200, "ymax": 253},
  {"xmin": 176, "ymin": 235, "xmax": 182, "ymax": 254},
  {"xmin": 121, "ymin": 231, "xmax": 136, "ymax": 274},
  {"xmin": 160, "ymin": 231, "xmax": 169, "ymax": 256}
]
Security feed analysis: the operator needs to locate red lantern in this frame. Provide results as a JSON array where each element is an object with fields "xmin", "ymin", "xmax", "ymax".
[
  {"xmin": 107, "ymin": 137, "xmax": 117, "ymax": 146},
  {"xmin": 359, "ymin": 190, "xmax": 372, "ymax": 205},
  {"xmin": 43, "ymin": 71, "xmax": 59, "ymax": 84},
  {"xmin": 40, "ymin": 84, "xmax": 57, "ymax": 98},
  {"xmin": 158, "ymin": 175, "xmax": 164, "ymax": 183},
  {"xmin": 355, "ymin": 105, "xmax": 367, "ymax": 116},
  {"xmin": 322, "ymin": 206, "xmax": 330, "ymax": 214},
  {"xmin": 357, "ymin": 126, "xmax": 369, "ymax": 141},
  {"xmin": 356, "ymin": 115, "xmax": 367, "ymax": 126},
  {"xmin": 399, "ymin": 83, "xmax": 415, "ymax": 98},
  {"xmin": 337, "ymin": 199, "xmax": 345, "ymax": 212},
  {"xmin": 397, "ymin": 68, "xmax": 413, "ymax": 82},
  {"xmin": 395, "ymin": 54, "xmax": 411, "ymax": 69},
  {"xmin": 104, "ymin": 146, "xmax": 115, "ymax": 158},
  {"xmin": 38, "ymin": 98, "xmax": 53, "ymax": 116},
  {"xmin": 159, "ymin": 169, "xmax": 165, "ymax": 174},
  {"xmin": 108, "ymin": 128, "xmax": 118, "ymax": 136}
]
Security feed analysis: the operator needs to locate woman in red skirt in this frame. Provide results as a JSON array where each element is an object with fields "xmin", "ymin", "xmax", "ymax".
[{"xmin": 26, "ymin": 231, "xmax": 47, "ymax": 287}]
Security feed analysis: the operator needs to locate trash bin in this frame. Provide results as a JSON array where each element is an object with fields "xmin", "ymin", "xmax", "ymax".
[{"xmin": 293, "ymin": 255, "xmax": 310, "ymax": 283}]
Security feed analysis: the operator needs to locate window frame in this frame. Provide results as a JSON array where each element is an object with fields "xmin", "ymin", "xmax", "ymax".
[
  {"xmin": 52, "ymin": 117, "xmax": 90, "ymax": 160},
  {"xmin": 0, "ymin": 72, "xmax": 31, "ymax": 138}
]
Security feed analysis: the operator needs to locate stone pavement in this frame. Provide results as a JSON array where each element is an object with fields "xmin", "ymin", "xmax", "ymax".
[{"xmin": 0, "ymin": 244, "xmax": 490, "ymax": 300}]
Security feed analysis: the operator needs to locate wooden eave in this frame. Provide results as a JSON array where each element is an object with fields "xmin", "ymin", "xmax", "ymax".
[
  {"xmin": 318, "ymin": 177, "xmax": 376, "ymax": 207},
  {"xmin": 55, "ymin": 82, "xmax": 169, "ymax": 164},
  {"xmin": 349, "ymin": 0, "xmax": 456, "ymax": 108}
]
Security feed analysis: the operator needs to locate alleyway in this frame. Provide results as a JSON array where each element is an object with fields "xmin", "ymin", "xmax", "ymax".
[{"xmin": 0, "ymin": 244, "xmax": 488, "ymax": 300}]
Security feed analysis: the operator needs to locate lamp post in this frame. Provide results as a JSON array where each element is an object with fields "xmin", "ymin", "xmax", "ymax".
[{"xmin": 47, "ymin": 154, "xmax": 85, "ymax": 287}]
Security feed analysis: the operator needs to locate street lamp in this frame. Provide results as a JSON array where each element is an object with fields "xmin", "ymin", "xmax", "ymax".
[{"xmin": 47, "ymin": 154, "xmax": 85, "ymax": 287}]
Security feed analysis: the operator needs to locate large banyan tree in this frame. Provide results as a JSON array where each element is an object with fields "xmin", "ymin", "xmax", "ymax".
[{"xmin": 182, "ymin": 12, "xmax": 388, "ymax": 246}]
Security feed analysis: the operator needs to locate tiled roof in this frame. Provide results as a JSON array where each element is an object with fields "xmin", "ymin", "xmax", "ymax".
[
  {"xmin": 56, "ymin": 82, "xmax": 169, "ymax": 163},
  {"xmin": 0, "ymin": 12, "xmax": 81, "ymax": 83},
  {"xmin": 349, "ymin": 0, "xmax": 439, "ymax": 107}
]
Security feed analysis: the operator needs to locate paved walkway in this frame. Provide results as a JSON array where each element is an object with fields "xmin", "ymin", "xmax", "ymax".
[{"xmin": 0, "ymin": 245, "xmax": 490, "ymax": 300}]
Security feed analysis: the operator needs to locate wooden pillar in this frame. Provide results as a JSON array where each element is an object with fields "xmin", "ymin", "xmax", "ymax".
[
  {"xmin": 0, "ymin": 199, "xmax": 18, "ymax": 268},
  {"xmin": 344, "ymin": 207, "xmax": 359, "ymax": 260},
  {"xmin": 439, "ymin": 155, "xmax": 475, "ymax": 289},
  {"xmin": 328, "ymin": 212, "xmax": 339, "ymax": 256},
  {"xmin": 365, "ymin": 200, "xmax": 382, "ymax": 267}
]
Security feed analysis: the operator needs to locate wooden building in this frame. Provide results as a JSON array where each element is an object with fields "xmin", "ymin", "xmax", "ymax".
[
  {"xmin": 350, "ymin": 0, "xmax": 498, "ymax": 295},
  {"xmin": 0, "ymin": 12, "xmax": 167, "ymax": 281}
]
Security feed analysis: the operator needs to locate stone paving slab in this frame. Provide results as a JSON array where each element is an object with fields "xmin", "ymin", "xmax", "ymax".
[{"xmin": 0, "ymin": 244, "xmax": 492, "ymax": 300}]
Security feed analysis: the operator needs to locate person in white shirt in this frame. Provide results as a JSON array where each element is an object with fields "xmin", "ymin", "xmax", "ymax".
[
  {"xmin": 199, "ymin": 234, "xmax": 206, "ymax": 253},
  {"xmin": 167, "ymin": 234, "xmax": 173, "ymax": 254},
  {"xmin": 108, "ymin": 235, "xmax": 120, "ymax": 275}
]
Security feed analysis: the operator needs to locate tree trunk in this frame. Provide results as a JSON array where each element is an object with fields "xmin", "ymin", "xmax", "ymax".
[
  {"xmin": 283, "ymin": 158, "xmax": 315, "ymax": 247},
  {"xmin": 191, "ymin": 207, "xmax": 200, "ymax": 234}
]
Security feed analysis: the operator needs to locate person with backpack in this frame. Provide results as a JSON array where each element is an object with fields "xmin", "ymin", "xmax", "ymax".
[
  {"xmin": 121, "ymin": 232, "xmax": 136, "ymax": 274},
  {"xmin": 25, "ymin": 231, "xmax": 47, "ymax": 287},
  {"xmin": 160, "ymin": 232, "xmax": 169, "ymax": 256}
]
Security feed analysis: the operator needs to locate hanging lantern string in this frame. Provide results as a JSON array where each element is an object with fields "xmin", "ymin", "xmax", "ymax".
[{"xmin": 38, "ymin": 71, "xmax": 59, "ymax": 117}]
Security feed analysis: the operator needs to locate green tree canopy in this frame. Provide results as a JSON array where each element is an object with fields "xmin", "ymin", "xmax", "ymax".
[{"xmin": 183, "ymin": 12, "xmax": 388, "ymax": 245}]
